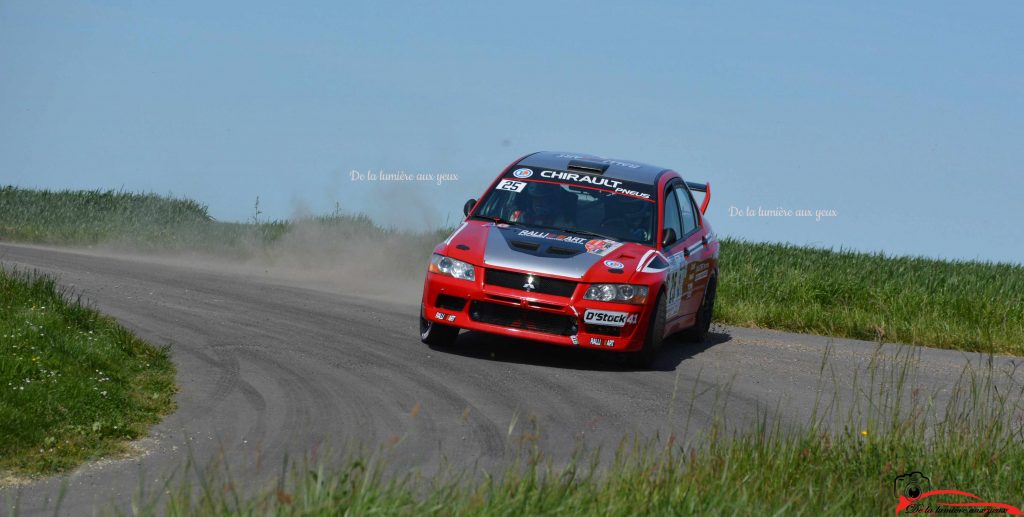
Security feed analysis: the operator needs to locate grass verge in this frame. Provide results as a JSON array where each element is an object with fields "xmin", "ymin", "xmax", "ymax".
[
  {"xmin": 114, "ymin": 346, "xmax": 1024, "ymax": 515},
  {"xmin": 717, "ymin": 237, "xmax": 1024, "ymax": 354},
  {"xmin": 0, "ymin": 268, "xmax": 176, "ymax": 477}
]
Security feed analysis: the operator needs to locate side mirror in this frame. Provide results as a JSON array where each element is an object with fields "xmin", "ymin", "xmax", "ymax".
[
  {"xmin": 463, "ymin": 198, "xmax": 477, "ymax": 217},
  {"xmin": 661, "ymin": 228, "xmax": 677, "ymax": 248}
]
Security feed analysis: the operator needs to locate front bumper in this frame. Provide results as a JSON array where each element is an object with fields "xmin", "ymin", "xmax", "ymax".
[{"xmin": 421, "ymin": 269, "xmax": 652, "ymax": 351}]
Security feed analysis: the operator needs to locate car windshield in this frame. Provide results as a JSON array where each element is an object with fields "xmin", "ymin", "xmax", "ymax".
[{"xmin": 473, "ymin": 168, "xmax": 657, "ymax": 246}]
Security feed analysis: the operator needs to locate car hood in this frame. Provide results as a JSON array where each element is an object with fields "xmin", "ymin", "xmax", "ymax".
[{"xmin": 443, "ymin": 221, "xmax": 653, "ymax": 281}]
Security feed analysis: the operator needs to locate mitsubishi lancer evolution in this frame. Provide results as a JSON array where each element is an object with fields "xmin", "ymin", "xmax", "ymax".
[{"xmin": 420, "ymin": 151, "xmax": 718, "ymax": 368}]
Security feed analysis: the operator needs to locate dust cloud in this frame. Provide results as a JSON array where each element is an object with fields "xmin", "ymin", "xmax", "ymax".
[
  {"xmin": 83, "ymin": 186, "xmax": 463, "ymax": 305},
  {"xmin": 239, "ymin": 217, "xmax": 445, "ymax": 302}
]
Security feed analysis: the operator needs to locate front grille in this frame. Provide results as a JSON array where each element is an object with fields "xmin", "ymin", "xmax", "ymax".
[
  {"xmin": 484, "ymin": 269, "xmax": 577, "ymax": 297},
  {"xmin": 469, "ymin": 301, "xmax": 577, "ymax": 336},
  {"xmin": 585, "ymin": 324, "xmax": 621, "ymax": 336},
  {"xmin": 435, "ymin": 294, "xmax": 467, "ymax": 311}
]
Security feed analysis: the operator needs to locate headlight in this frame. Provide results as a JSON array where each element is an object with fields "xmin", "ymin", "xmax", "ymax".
[
  {"xmin": 428, "ymin": 253, "xmax": 476, "ymax": 281},
  {"xmin": 583, "ymin": 284, "xmax": 648, "ymax": 305}
]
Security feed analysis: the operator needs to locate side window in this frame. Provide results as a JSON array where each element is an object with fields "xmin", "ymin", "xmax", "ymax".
[
  {"xmin": 675, "ymin": 187, "xmax": 699, "ymax": 236},
  {"xmin": 662, "ymin": 185, "xmax": 683, "ymax": 246}
]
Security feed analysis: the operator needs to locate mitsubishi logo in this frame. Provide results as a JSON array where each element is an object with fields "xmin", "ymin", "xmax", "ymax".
[{"xmin": 523, "ymin": 274, "xmax": 537, "ymax": 292}]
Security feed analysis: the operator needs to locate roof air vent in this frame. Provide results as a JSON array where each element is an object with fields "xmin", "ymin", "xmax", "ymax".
[{"xmin": 566, "ymin": 160, "xmax": 610, "ymax": 175}]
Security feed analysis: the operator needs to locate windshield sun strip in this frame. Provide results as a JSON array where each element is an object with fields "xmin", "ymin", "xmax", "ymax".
[{"xmin": 499, "ymin": 177, "xmax": 655, "ymax": 202}]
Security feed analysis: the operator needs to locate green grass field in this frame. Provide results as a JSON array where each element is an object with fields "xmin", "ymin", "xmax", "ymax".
[
  {"xmin": 0, "ymin": 268, "xmax": 176, "ymax": 477},
  {"xmin": 718, "ymin": 238, "xmax": 1024, "ymax": 354},
  {"xmin": 0, "ymin": 186, "xmax": 210, "ymax": 244}
]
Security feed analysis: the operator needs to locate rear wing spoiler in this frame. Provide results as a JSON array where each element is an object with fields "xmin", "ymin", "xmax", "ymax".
[{"xmin": 685, "ymin": 181, "xmax": 711, "ymax": 215}]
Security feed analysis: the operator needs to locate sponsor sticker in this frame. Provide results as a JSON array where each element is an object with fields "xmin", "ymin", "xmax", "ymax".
[
  {"xmin": 549, "ymin": 155, "xmax": 638, "ymax": 169},
  {"xmin": 496, "ymin": 179, "xmax": 527, "ymax": 192},
  {"xmin": 570, "ymin": 335, "xmax": 579, "ymax": 345},
  {"xmin": 517, "ymin": 229, "xmax": 588, "ymax": 246},
  {"xmin": 605, "ymin": 339, "xmax": 615, "ymax": 347},
  {"xmin": 434, "ymin": 311, "xmax": 446, "ymax": 320},
  {"xmin": 585, "ymin": 239, "xmax": 624, "ymax": 257},
  {"xmin": 603, "ymin": 260, "xmax": 624, "ymax": 269},
  {"xmin": 600, "ymin": 159, "xmax": 641, "ymax": 169},
  {"xmin": 515, "ymin": 166, "xmax": 652, "ymax": 200},
  {"xmin": 665, "ymin": 251, "xmax": 688, "ymax": 314},
  {"xmin": 590, "ymin": 337, "xmax": 603, "ymax": 346},
  {"xmin": 447, "ymin": 314, "xmax": 456, "ymax": 322},
  {"xmin": 540, "ymin": 170, "xmax": 622, "ymax": 189},
  {"xmin": 614, "ymin": 187, "xmax": 651, "ymax": 199},
  {"xmin": 583, "ymin": 309, "xmax": 638, "ymax": 328}
]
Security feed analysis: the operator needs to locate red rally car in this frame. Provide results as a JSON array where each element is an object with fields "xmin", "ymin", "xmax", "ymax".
[{"xmin": 420, "ymin": 151, "xmax": 718, "ymax": 368}]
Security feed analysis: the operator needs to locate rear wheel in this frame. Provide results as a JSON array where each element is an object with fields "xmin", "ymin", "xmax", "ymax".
[
  {"xmin": 420, "ymin": 312, "xmax": 459, "ymax": 347},
  {"xmin": 682, "ymin": 273, "xmax": 717, "ymax": 343},
  {"xmin": 632, "ymin": 293, "xmax": 666, "ymax": 369}
]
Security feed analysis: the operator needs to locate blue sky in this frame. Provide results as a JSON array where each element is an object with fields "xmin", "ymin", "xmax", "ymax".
[{"xmin": 1, "ymin": 1, "xmax": 1021, "ymax": 263}]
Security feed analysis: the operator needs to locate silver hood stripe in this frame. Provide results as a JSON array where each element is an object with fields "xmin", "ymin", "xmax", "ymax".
[{"xmin": 482, "ymin": 226, "xmax": 604, "ymax": 279}]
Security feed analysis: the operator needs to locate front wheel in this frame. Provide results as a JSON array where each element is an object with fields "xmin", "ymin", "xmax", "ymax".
[
  {"xmin": 682, "ymin": 273, "xmax": 717, "ymax": 343},
  {"xmin": 632, "ymin": 293, "xmax": 666, "ymax": 369},
  {"xmin": 420, "ymin": 313, "xmax": 459, "ymax": 347}
]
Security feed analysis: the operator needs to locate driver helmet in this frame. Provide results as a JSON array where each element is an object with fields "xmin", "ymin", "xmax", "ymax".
[
  {"xmin": 609, "ymin": 196, "xmax": 646, "ymax": 223},
  {"xmin": 523, "ymin": 183, "xmax": 562, "ymax": 220},
  {"xmin": 607, "ymin": 195, "xmax": 650, "ymax": 240}
]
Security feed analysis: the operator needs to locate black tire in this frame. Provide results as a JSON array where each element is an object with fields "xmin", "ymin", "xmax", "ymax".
[
  {"xmin": 682, "ymin": 273, "xmax": 717, "ymax": 343},
  {"xmin": 420, "ymin": 313, "xmax": 459, "ymax": 347},
  {"xmin": 632, "ymin": 293, "xmax": 667, "ymax": 369}
]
